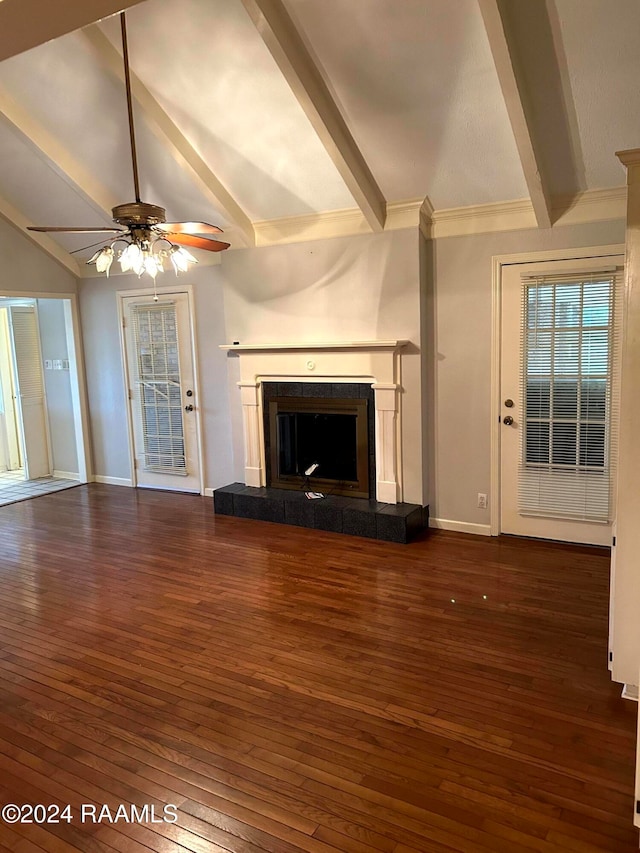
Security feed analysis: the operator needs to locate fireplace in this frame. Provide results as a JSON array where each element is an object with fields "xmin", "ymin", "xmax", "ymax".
[
  {"xmin": 214, "ymin": 340, "xmax": 429, "ymax": 542},
  {"xmin": 219, "ymin": 339, "xmax": 408, "ymax": 504},
  {"xmin": 263, "ymin": 383, "xmax": 374, "ymax": 498}
]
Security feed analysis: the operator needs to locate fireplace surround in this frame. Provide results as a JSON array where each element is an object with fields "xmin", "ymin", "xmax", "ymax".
[{"xmin": 214, "ymin": 340, "xmax": 428, "ymax": 542}]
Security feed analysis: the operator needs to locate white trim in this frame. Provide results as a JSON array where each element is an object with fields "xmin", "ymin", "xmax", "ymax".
[
  {"xmin": 553, "ymin": 187, "xmax": 627, "ymax": 227},
  {"xmin": 621, "ymin": 683, "xmax": 639, "ymax": 702},
  {"xmin": 429, "ymin": 518, "xmax": 492, "ymax": 536},
  {"xmin": 490, "ymin": 244, "xmax": 626, "ymax": 538},
  {"xmin": 419, "ymin": 188, "xmax": 626, "ymax": 241},
  {"xmin": 204, "ymin": 487, "xmax": 214, "ymax": 498},
  {"xmin": 53, "ymin": 470, "xmax": 79, "ymax": 480},
  {"xmin": 93, "ymin": 475, "xmax": 133, "ymax": 487},
  {"xmin": 63, "ymin": 295, "xmax": 91, "ymax": 483},
  {"xmin": 254, "ymin": 187, "xmax": 626, "ymax": 249},
  {"xmin": 254, "ymin": 200, "xmax": 421, "ymax": 247},
  {"xmin": 221, "ymin": 340, "xmax": 407, "ymax": 353}
]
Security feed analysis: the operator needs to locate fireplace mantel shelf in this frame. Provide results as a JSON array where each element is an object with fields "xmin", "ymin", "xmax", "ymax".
[{"xmin": 220, "ymin": 340, "xmax": 408, "ymax": 352}]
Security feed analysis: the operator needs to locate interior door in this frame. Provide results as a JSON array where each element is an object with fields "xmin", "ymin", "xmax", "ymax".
[
  {"xmin": 7, "ymin": 305, "xmax": 51, "ymax": 480},
  {"xmin": 122, "ymin": 292, "xmax": 201, "ymax": 493},
  {"xmin": 500, "ymin": 256, "xmax": 623, "ymax": 546}
]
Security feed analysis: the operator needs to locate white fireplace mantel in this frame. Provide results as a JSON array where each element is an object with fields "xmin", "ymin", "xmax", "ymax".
[{"xmin": 221, "ymin": 340, "xmax": 408, "ymax": 503}]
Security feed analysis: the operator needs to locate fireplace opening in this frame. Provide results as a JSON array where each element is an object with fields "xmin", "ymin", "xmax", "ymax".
[{"xmin": 268, "ymin": 396, "xmax": 370, "ymax": 498}]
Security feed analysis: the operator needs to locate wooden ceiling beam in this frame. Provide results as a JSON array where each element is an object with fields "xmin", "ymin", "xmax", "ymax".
[
  {"xmin": 0, "ymin": 0, "xmax": 146, "ymax": 63},
  {"xmin": 82, "ymin": 26, "xmax": 256, "ymax": 247},
  {"xmin": 240, "ymin": 0, "xmax": 386, "ymax": 232},
  {"xmin": 478, "ymin": 0, "xmax": 552, "ymax": 229}
]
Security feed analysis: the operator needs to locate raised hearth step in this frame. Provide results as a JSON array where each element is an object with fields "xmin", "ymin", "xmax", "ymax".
[{"xmin": 213, "ymin": 483, "xmax": 428, "ymax": 544}]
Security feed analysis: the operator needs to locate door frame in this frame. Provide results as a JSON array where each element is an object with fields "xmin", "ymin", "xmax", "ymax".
[
  {"xmin": 490, "ymin": 244, "xmax": 625, "ymax": 536},
  {"xmin": 117, "ymin": 284, "xmax": 205, "ymax": 495},
  {"xmin": 0, "ymin": 290, "xmax": 92, "ymax": 483}
]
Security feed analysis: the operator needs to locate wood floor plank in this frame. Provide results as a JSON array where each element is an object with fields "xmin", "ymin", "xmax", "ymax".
[{"xmin": 0, "ymin": 485, "xmax": 637, "ymax": 852}]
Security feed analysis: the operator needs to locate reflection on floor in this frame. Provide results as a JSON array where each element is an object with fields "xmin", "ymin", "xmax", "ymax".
[{"xmin": 0, "ymin": 469, "xmax": 79, "ymax": 507}]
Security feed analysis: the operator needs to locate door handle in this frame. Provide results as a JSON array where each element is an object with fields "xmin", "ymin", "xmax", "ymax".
[
  {"xmin": 184, "ymin": 404, "xmax": 194, "ymax": 412},
  {"xmin": 502, "ymin": 415, "xmax": 514, "ymax": 426}
]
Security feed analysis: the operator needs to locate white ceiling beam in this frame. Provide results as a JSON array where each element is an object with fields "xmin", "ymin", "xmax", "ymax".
[
  {"xmin": 0, "ymin": 0, "xmax": 147, "ymax": 63},
  {"xmin": 0, "ymin": 193, "xmax": 81, "ymax": 277},
  {"xmin": 240, "ymin": 0, "xmax": 386, "ymax": 233},
  {"xmin": 82, "ymin": 26, "xmax": 256, "ymax": 248},
  {"xmin": 0, "ymin": 85, "xmax": 119, "ymax": 223},
  {"xmin": 478, "ymin": 0, "xmax": 552, "ymax": 229}
]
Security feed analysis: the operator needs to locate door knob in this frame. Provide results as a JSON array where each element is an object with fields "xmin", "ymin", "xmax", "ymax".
[
  {"xmin": 184, "ymin": 404, "xmax": 194, "ymax": 412},
  {"xmin": 503, "ymin": 415, "xmax": 514, "ymax": 426}
]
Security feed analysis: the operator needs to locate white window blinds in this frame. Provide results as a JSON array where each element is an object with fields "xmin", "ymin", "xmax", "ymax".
[
  {"xmin": 130, "ymin": 301, "xmax": 187, "ymax": 475},
  {"xmin": 518, "ymin": 268, "xmax": 622, "ymax": 522}
]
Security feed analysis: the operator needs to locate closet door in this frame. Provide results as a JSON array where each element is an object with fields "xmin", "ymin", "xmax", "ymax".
[{"xmin": 7, "ymin": 305, "xmax": 51, "ymax": 479}]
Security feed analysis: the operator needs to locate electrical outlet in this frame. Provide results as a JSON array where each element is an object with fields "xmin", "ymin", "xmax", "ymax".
[{"xmin": 477, "ymin": 493, "xmax": 488, "ymax": 509}]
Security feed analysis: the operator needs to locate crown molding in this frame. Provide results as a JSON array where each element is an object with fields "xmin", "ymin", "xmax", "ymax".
[
  {"xmin": 420, "ymin": 186, "xmax": 626, "ymax": 240},
  {"xmin": 248, "ymin": 186, "xmax": 627, "ymax": 250},
  {"xmin": 552, "ymin": 186, "xmax": 627, "ymax": 227},
  {"xmin": 253, "ymin": 199, "xmax": 422, "ymax": 247},
  {"xmin": 421, "ymin": 197, "xmax": 536, "ymax": 239},
  {"xmin": 616, "ymin": 149, "xmax": 640, "ymax": 168}
]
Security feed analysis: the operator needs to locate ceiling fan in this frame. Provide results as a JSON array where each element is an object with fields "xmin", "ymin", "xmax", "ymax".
[{"xmin": 28, "ymin": 12, "xmax": 230, "ymax": 279}]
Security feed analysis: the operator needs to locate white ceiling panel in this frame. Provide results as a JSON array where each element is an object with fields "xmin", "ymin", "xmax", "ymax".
[
  {"xmin": 99, "ymin": 0, "xmax": 356, "ymax": 220},
  {"xmin": 0, "ymin": 118, "xmax": 112, "ymax": 228},
  {"xmin": 0, "ymin": 0, "xmax": 636, "ymax": 267},
  {"xmin": 285, "ymin": 0, "xmax": 528, "ymax": 208},
  {"xmin": 553, "ymin": 0, "xmax": 640, "ymax": 191}
]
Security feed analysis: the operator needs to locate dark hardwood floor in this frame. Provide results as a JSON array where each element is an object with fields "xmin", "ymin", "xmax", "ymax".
[{"xmin": 0, "ymin": 484, "xmax": 636, "ymax": 853}]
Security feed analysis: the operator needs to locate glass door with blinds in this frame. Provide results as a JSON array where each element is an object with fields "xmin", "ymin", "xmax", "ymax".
[
  {"xmin": 122, "ymin": 292, "xmax": 201, "ymax": 493},
  {"xmin": 500, "ymin": 256, "xmax": 623, "ymax": 545}
]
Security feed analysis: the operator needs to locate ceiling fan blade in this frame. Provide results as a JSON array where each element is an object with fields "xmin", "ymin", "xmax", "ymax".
[
  {"xmin": 164, "ymin": 232, "xmax": 230, "ymax": 253},
  {"xmin": 27, "ymin": 226, "xmax": 125, "ymax": 233},
  {"xmin": 156, "ymin": 221, "xmax": 224, "ymax": 235}
]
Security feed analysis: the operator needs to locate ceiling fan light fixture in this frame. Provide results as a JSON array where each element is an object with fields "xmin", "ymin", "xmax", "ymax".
[
  {"xmin": 29, "ymin": 13, "xmax": 230, "ymax": 274},
  {"xmin": 119, "ymin": 241, "xmax": 141, "ymax": 274},
  {"xmin": 87, "ymin": 245, "xmax": 114, "ymax": 277},
  {"xmin": 169, "ymin": 245, "xmax": 198, "ymax": 274}
]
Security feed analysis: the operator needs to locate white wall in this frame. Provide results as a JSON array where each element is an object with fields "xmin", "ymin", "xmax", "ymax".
[
  {"xmin": 424, "ymin": 218, "xmax": 625, "ymax": 528},
  {"xmin": 0, "ymin": 218, "xmax": 77, "ymax": 295},
  {"xmin": 221, "ymin": 228, "xmax": 426, "ymax": 505},
  {"xmin": 37, "ymin": 298, "xmax": 78, "ymax": 475},
  {"xmin": 78, "ymin": 264, "xmax": 234, "ymax": 491}
]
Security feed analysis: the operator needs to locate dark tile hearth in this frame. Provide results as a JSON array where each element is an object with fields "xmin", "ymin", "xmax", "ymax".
[{"xmin": 214, "ymin": 483, "xmax": 428, "ymax": 543}]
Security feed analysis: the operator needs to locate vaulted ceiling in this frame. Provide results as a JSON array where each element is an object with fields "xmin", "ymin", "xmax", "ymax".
[{"xmin": 0, "ymin": 0, "xmax": 637, "ymax": 276}]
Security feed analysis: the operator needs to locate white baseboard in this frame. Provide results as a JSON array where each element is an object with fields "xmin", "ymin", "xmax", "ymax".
[
  {"xmin": 204, "ymin": 488, "xmax": 214, "ymax": 497},
  {"xmin": 53, "ymin": 470, "xmax": 80, "ymax": 481},
  {"xmin": 93, "ymin": 475, "xmax": 133, "ymax": 487},
  {"xmin": 429, "ymin": 517, "xmax": 492, "ymax": 536},
  {"xmin": 621, "ymin": 683, "xmax": 639, "ymax": 702}
]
